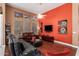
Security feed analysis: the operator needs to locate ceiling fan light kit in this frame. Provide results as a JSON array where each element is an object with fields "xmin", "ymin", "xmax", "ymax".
[{"xmin": 37, "ymin": 14, "xmax": 46, "ymax": 19}]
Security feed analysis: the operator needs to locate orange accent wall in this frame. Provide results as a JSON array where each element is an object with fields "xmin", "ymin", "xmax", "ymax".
[{"xmin": 39, "ymin": 3, "xmax": 72, "ymax": 44}]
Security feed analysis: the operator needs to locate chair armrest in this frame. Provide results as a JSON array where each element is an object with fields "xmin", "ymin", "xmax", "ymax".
[
  {"xmin": 21, "ymin": 48, "xmax": 41, "ymax": 56},
  {"xmin": 21, "ymin": 48, "xmax": 36, "ymax": 56}
]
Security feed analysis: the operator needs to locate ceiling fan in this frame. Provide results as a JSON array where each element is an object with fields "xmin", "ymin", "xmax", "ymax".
[
  {"xmin": 37, "ymin": 14, "xmax": 46, "ymax": 19},
  {"xmin": 36, "ymin": 3, "xmax": 46, "ymax": 19}
]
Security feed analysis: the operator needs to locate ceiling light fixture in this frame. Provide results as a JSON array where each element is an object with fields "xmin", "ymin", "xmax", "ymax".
[{"xmin": 37, "ymin": 14, "xmax": 46, "ymax": 19}]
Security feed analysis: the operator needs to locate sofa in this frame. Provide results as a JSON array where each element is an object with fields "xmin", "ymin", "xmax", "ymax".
[
  {"xmin": 22, "ymin": 32, "xmax": 33, "ymax": 42},
  {"xmin": 41, "ymin": 35, "xmax": 54, "ymax": 43},
  {"xmin": 7, "ymin": 33, "xmax": 41, "ymax": 56},
  {"xmin": 21, "ymin": 33, "xmax": 43, "ymax": 47}
]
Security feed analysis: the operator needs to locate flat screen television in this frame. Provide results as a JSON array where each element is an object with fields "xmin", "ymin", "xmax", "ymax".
[{"xmin": 45, "ymin": 25, "xmax": 52, "ymax": 32}]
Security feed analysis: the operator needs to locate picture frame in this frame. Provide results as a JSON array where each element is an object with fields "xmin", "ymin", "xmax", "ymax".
[
  {"xmin": 58, "ymin": 20, "xmax": 67, "ymax": 27},
  {"xmin": 58, "ymin": 20, "xmax": 67, "ymax": 34}
]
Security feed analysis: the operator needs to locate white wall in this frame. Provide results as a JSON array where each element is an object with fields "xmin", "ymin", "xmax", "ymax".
[
  {"xmin": 72, "ymin": 3, "xmax": 79, "ymax": 46},
  {"xmin": 0, "ymin": 14, "xmax": 3, "ymax": 45}
]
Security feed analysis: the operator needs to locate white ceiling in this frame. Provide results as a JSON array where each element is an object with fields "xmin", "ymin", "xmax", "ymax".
[{"xmin": 8, "ymin": 3, "xmax": 64, "ymax": 14}]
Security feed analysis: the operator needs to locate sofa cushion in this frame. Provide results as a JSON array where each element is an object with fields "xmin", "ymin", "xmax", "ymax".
[{"xmin": 14, "ymin": 42, "xmax": 25, "ymax": 56}]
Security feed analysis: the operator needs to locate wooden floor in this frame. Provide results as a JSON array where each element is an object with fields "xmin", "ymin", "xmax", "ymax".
[
  {"xmin": 4, "ymin": 45, "xmax": 11, "ymax": 56},
  {"xmin": 38, "ymin": 41, "xmax": 77, "ymax": 56},
  {"xmin": 4, "ymin": 41, "xmax": 77, "ymax": 56}
]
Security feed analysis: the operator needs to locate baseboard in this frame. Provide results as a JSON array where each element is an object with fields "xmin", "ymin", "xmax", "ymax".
[{"xmin": 54, "ymin": 40, "xmax": 78, "ymax": 48}]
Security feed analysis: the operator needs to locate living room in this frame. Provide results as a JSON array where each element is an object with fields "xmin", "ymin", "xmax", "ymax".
[{"xmin": 0, "ymin": 3, "xmax": 79, "ymax": 56}]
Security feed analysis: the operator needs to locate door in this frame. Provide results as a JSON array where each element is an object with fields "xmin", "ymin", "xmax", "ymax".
[
  {"xmin": 14, "ymin": 17, "xmax": 23, "ymax": 36},
  {"xmin": 23, "ymin": 17, "xmax": 32, "ymax": 33},
  {"xmin": 32, "ymin": 22, "xmax": 37, "ymax": 34}
]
